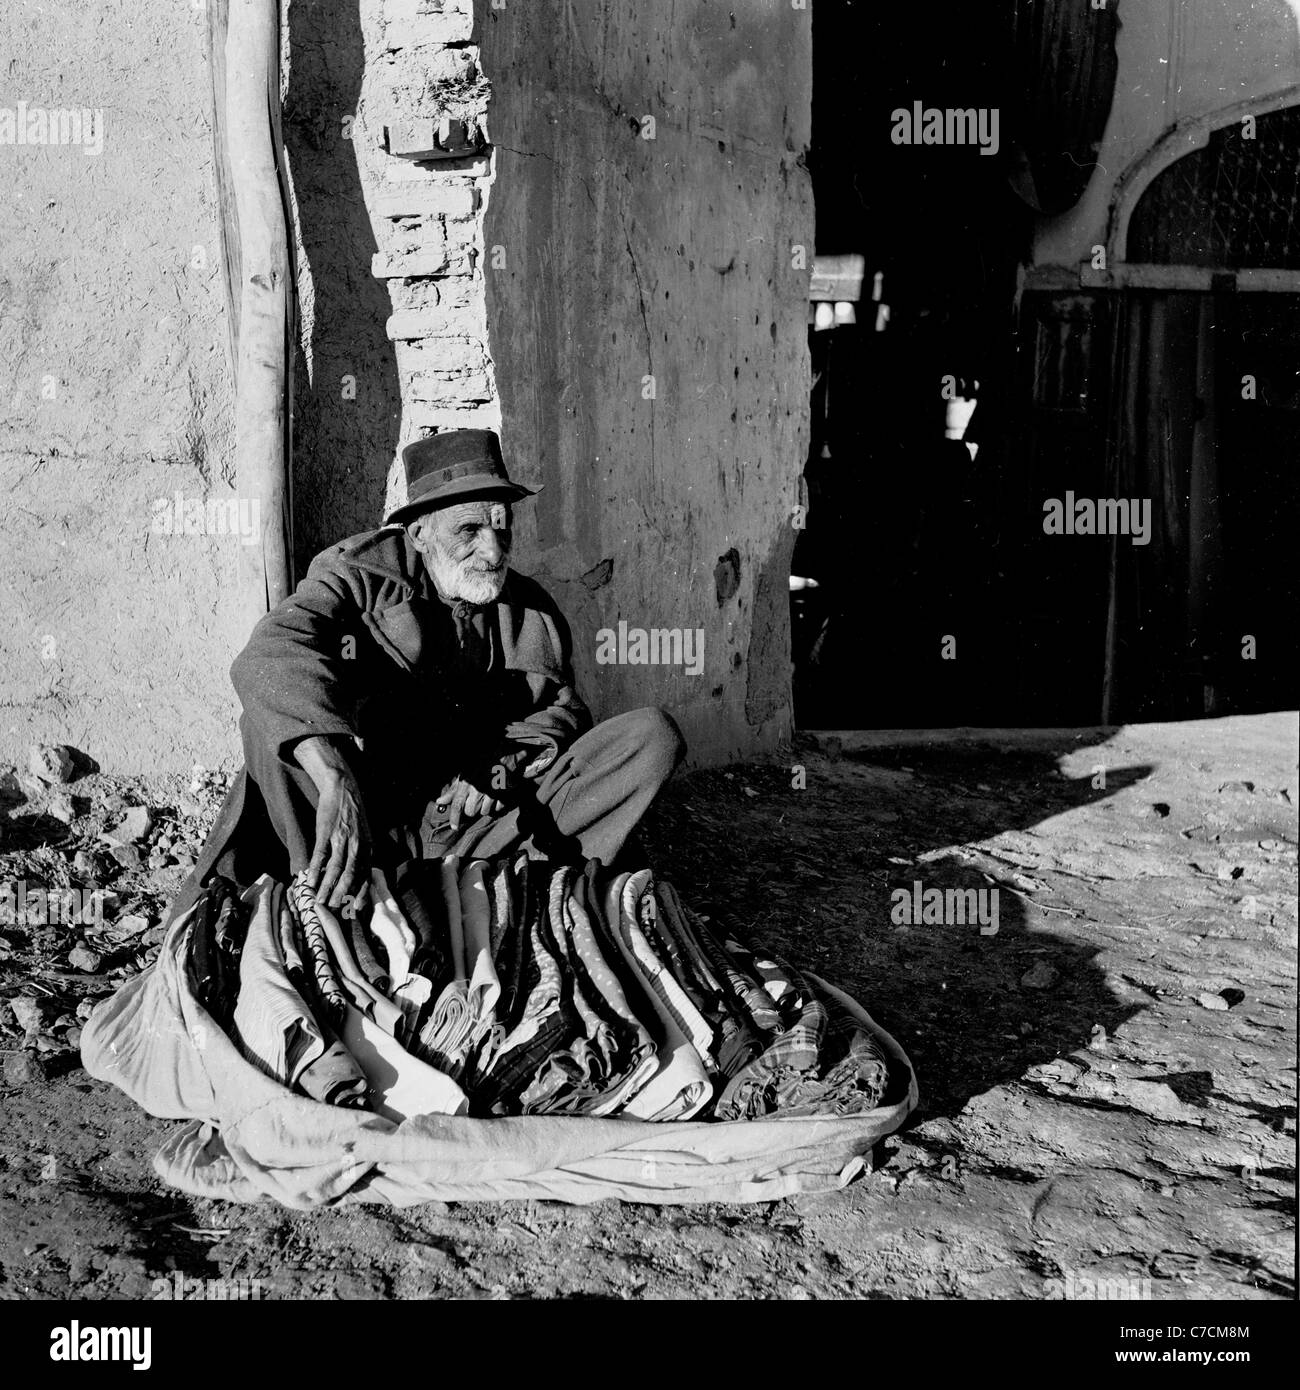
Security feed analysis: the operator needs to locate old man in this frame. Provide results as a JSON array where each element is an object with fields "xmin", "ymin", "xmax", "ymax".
[{"xmin": 173, "ymin": 429, "xmax": 684, "ymax": 920}]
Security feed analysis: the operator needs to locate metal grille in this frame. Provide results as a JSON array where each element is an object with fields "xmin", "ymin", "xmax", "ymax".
[{"xmin": 1128, "ymin": 106, "xmax": 1300, "ymax": 269}]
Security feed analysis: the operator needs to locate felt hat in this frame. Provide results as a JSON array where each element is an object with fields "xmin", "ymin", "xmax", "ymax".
[{"xmin": 384, "ymin": 429, "xmax": 537, "ymax": 525}]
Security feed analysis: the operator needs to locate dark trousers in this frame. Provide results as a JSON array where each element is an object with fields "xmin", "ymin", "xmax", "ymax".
[{"xmin": 243, "ymin": 706, "xmax": 685, "ymax": 878}]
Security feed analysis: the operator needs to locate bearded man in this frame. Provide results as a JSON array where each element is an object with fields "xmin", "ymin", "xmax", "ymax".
[{"xmin": 171, "ymin": 429, "xmax": 684, "ymax": 921}]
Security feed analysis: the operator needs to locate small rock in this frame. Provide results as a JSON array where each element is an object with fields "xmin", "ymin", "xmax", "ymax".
[
  {"xmin": 102, "ymin": 806, "xmax": 153, "ymax": 846},
  {"xmin": 72, "ymin": 849, "xmax": 100, "ymax": 878},
  {"xmin": 34, "ymin": 1034, "xmax": 61, "ymax": 1054},
  {"xmin": 1020, "ymin": 961, "xmax": 1060, "ymax": 990},
  {"xmin": 17, "ymin": 772, "xmax": 47, "ymax": 801},
  {"xmin": 147, "ymin": 852, "xmax": 168, "ymax": 870},
  {"xmin": 177, "ymin": 797, "xmax": 204, "ymax": 820},
  {"xmin": 405, "ymin": 1242, "xmax": 455, "ymax": 1273},
  {"xmin": 172, "ymin": 853, "xmax": 196, "ymax": 871},
  {"xmin": 3, "ymin": 1051, "xmax": 44, "ymax": 1085},
  {"xmin": 1111, "ymin": 1076, "xmax": 1200, "ymax": 1123},
  {"xmin": 75, "ymin": 999, "xmax": 97, "ymax": 1023},
  {"xmin": 108, "ymin": 843, "xmax": 141, "ymax": 870},
  {"xmin": 64, "ymin": 1026, "xmax": 82, "ymax": 1050},
  {"xmin": 48, "ymin": 795, "xmax": 76, "ymax": 824},
  {"xmin": 1196, "ymin": 991, "xmax": 1229, "ymax": 1011},
  {"xmin": 68, "ymin": 944, "xmax": 104, "ymax": 973},
  {"xmin": 1088, "ymin": 1023, "xmax": 1109, "ymax": 1051},
  {"xmin": 29, "ymin": 744, "xmax": 76, "ymax": 784},
  {"xmin": 10, "ymin": 997, "xmax": 49, "ymax": 1036}
]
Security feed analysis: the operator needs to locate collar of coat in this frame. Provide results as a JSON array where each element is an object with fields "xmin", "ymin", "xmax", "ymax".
[
  {"xmin": 321, "ymin": 525, "xmax": 543, "ymax": 617},
  {"xmin": 326, "ymin": 526, "xmax": 488, "ymax": 599}
]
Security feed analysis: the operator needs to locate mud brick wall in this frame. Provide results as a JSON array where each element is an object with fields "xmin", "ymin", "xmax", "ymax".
[
  {"xmin": 358, "ymin": 0, "xmax": 499, "ymax": 529},
  {"xmin": 479, "ymin": 1, "xmax": 813, "ymax": 763},
  {"xmin": 361, "ymin": 0, "xmax": 813, "ymax": 763},
  {"xmin": 0, "ymin": 0, "xmax": 812, "ymax": 772},
  {"xmin": 0, "ymin": 0, "xmax": 240, "ymax": 773}
]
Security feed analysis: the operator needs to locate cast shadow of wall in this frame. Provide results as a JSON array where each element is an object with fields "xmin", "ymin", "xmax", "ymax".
[
  {"xmin": 640, "ymin": 729, "xmax": 1156, "ymax": 1124},
  {"xmin": 283, "ymin": 0, "xmax": 401, "ymax": 570}
]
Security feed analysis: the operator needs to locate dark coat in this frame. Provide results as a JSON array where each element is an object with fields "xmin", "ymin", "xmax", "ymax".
[
  {"xmin": 170, "ymin": 527, "xmax": 592, "ymax": 921},
  {"xmin": 231, "ymin": 525, "xmax": 591, "ymax": 784}
]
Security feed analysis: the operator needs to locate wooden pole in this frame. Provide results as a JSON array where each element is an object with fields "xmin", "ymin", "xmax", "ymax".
[{"xmin": 210, "ymin": 0, "xmax": 294, "ymax": 631}]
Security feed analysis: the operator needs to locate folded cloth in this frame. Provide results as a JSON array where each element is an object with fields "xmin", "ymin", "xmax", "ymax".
[
  {"xmin": 287, "ymin": 877, "xmax": 349, "ymax": 1023},
  {"xmin": 303, "ymin": 887, "xmax": 405, "ymax": 1036},
  {"xmin": 459, "ymin": 860, "xmax": 502, "ymax": 1026},
  {"xmin": 270, "ymin": 886, "xmax": 366, "ymax": 1105},
  {"xmin": 364, "ymin": 868, "xmax": 430, "ymax": 1043},
  {"xmin": 458, "ymin": 859, "xmax": 506, "ymax": 1082},
  {"xmin": 471, "ymin": 861, "xmax": 571, "ymax": 1115},
  {"xmin": 712, "ymin": 948, "xmax": 892, "ymax": 1120},
  {"xmin": 415, "ymin": 858, "xmax": 479, "ymax": 1078},
  {"xmin": 487, "ymin": 861, "xmax": 513, "ymax": 962},
  {"xmin": 489, "ymin": 854, "xmax": 537, "ymax": 1030},
  {"xmin": 600, "ymin": 872, "xmax": 711, "ymax": 1123},
  {"xmin": 81, "ymin": 877, "xmax": 920, "ymax": 1207},
  {"xmin": 517, "ymin": 866, "xmax": 658, "ymax": 1117},
  {"xmin": 339, "ymin": 1004, "xmax": 469, "ymax": 1122},
  {"xmin": 569, "ymin": 865, "xmax": 659, "ymax": 1115},
  {"xmin": 347, "ymin": 913, "xmax": 390, "ymax": 994},
  {"xmin": 367, "ymin": 868, "xmax": 418, "ymax": 979},
  {"xmin": 671, "ymin": 891, "xmax": 784, "ymax": 1036},
  {"xmin": 390, "ymin": 858, "xmax": 451, "ymax": 989},
  {"xmin": 224, "ymin": 878, "xmax": 368, "ymax": 1108},
  {"xmin": 232, "ymin": 878, "xmax": 329, "ymax": 1089},
  {"xmin": 186, "ymin": 878, "xmax": 247, "ymax": 1028},
  {"xmin": 655, "ymin": 880, "xmax": 766, "ymax": 1077},
  {"xmin": 616, "ymin": 870, "xmax": 716, "ymax": 1066}
]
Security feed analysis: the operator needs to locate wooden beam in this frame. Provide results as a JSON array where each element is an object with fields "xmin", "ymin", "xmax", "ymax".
[{"xmin": 211, "ymin": 0, "xmax": 294, "ymax": 631}]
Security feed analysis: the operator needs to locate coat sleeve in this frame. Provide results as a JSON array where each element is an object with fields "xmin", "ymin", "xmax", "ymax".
[
  {"xmin": 496, "ymin": 591, "xmax": 593, "ymax": 778},
  {"xmin": 230, "ymin": 554, "xmax": 367, "ymax": 763}
]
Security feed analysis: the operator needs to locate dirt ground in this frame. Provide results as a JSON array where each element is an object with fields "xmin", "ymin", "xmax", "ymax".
[{"xmin": 0, "ymin": 714, "xmax": 1294, "ymax": 1301}]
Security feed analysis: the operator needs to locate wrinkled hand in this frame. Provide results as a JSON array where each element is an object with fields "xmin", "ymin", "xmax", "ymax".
[
  {"xmin": 436, "ymin": 777, "xmax": 506, "ymax": 831},
  {"xmin": 306, "ymin": 767, "xmax": 372, "ymax": 911}
]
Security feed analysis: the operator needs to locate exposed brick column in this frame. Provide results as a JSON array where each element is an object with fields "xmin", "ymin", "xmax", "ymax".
[{"xmin": 367, "ymin": 0, "xmax": 500, "ymax": 517}]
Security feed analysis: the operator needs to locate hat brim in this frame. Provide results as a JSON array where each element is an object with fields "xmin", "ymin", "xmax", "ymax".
[{"xmin": 384, "ymin": 474, "xmax": 538, "ymax": 526}]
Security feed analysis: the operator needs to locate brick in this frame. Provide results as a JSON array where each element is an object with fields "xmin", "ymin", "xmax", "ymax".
[
  {"xmin": 371, "ymin": 247, "xmax": 470, "ymax": 279},
  {"xmin": 406, "ymin": 368, "xmax": 493, "ymax": 405},
  {"xmin": 371, "ymin": 184, "xmax": 477, "ymax": 221},
  {"xmin": 386, "ymin": 303, "xmax": 482, "ymax": 341},
  {"xmin": 384, "ymin": 1, "xmax": 475, "ymax": 51},
  {"xmin": 389, "ymin": 276, "xmax": 478, "ymax": 313},
  {"xmin": 384, "ymin": 154, "xmax": 491, "ymax": 181},
  {"xmin": 384, "ymin": 116, "xmax": 483, "ymax": 161},
  {"xmin": 381, "ymin": 44, "xmax": 478, "ymax": 85},
  {"xmin": 397, "ymin": 336, "xmax": 486, "ymax": 374},
  {"xmin": 405, "ymin": 404, "xmax": 500, "ymax": 435}
]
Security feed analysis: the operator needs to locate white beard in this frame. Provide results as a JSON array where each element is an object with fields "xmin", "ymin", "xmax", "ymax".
[{"xmin": 428, "ymin": 547, "xmax": 509, "ymax": 605}]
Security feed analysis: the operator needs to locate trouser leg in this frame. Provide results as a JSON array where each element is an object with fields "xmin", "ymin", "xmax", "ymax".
[{"xmin": 431, "ymin": 706, "xmax": 686, "ymax": 866}]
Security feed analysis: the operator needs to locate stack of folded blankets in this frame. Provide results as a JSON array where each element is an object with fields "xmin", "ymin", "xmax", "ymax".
[{"xmin": 186, "ymin": 855, "xmax": 898, "ymax": 1126}]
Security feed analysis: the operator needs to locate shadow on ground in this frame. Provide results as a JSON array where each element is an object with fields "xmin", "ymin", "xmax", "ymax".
[{"xmin": 640, "ymin": 729, "xmax": 1153, "ymax": 1122}]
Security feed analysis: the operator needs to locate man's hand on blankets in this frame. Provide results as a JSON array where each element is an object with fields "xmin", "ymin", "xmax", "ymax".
[
  {"xmin": 435, "ymin": 776, "xmax": 506, "ymax": 830},
  {"xmin": 294, "ymin": 734, "xmax": 373, "ymax": 910}
]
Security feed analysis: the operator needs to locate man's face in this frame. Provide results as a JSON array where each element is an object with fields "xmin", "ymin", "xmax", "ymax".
[{"xmin": 408, "ymin": 498, "xmax": 512, "ymax": 604}]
